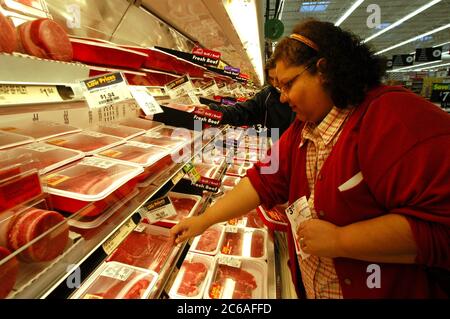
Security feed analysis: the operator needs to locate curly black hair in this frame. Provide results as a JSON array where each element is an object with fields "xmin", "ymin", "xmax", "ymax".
[{"xmin": 272, "ymin": 19, "xmax": 386, "ymax": 108}]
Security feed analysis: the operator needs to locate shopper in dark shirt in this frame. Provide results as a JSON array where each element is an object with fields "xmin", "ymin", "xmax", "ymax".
[{"xmin": 207, "ymin": 58, "xmax": 295, "ymax": 140}]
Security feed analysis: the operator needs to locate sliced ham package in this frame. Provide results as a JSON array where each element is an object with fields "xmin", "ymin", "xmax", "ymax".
[
  {"xmin": 90, "ymin": 124, "xmax": 146, "ymax": 140},
  {"xmin": 151, "ymin": 192, "xmax": 202, "ymax": 228},
  {"xmin": 71, "ymin": 261, "xmax": 158, "ymax": 299},
  {"xmin": 45, "ymin": 131, "xmax": 125, "ymax": 156},
  {"xmin": 107, "ymin": 224, "xmax": 177, "ymax": 274},
  {"xmin": 0, "ymin": 131, "xmax": 34, "ymax": 150},
  {"xmin": 189, "ymin": 224, "xmax": 225, "ymax": 256},
  {"xmin": 0, "ymin": 121, "xmax": 81, "ymax": 142},
  {"xmin": 220, "ymin": 227, "xmax": 267, "ymax": 260},
  {"xmin": 41, "ymin": 157, "xmax": 143, "ymax": 214},
  {"xmin": 2, "ymin": 143, "xmax": 84, "ymax": 175},
  {"xmin": 168, "ymin": 253, "xmax": 214, "ymax": 299},
  {"xmin": 119, "ymin": 118, "xmax": 163, "ymax": 132},
  {"xmin": 205, "ymin": 257, "xmax": 267, "ymax": 299}
]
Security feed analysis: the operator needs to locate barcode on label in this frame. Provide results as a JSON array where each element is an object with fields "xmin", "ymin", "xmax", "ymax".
[
  {"xmin": 218, "ymin": 256, "xmax": 241, "ymax": 268},
  {"xmin": 101, "ymin": 263, "xmax": 133, "ymax": 281}
]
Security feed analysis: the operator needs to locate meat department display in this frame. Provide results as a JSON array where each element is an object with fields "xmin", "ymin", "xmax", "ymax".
[
  {"xmin": 0, "ymin": 12, "xmax": 18, "ymax": 53},
  {"xmin": 45, "ymin": 131, "xmax": 125, "ymax": 156},
  {"xmin": 189, "ymin": 224, "xmax": 224, "ymax": 256},
  {"xmin": 0, "ymin": 246, "xmax": 19, "ymax": 299},
  {"xmin": 222, "ymin": 175, "xmax": 240, "ymax": 187},
  {"xmin": 107, "ymin": 224, "xmax": 176, "ymax": 274},
  {"xmin": 1, "ymin": 143, "xmax": 84, "ymax": 175},
  {"xmin": 72, "ymin": 262, "xmax": 158, "ymax": 299},
  {"xmin": 168, "ymin": 253, "xmax": 213, "ymax": 299},
  {"xmin": 0, "ymin": 131, "xmax": 34, "ymax": 150},
  {"xmin": 227, "ymin": 209, "xmax": 265, "ymax": 229},
  {"xmin": 220, "ymin": 227, "xmax": 267, "ymax": 259},
  {"xmin": 119, "ymin": 118, "xmax": 163, "ymax": 132},
  {"xmin": 205, "ymin": 258, "xmax": 267, "ymax": 299},
  {"xmin": 0, "ymin": 121, "xmax": 81, "ymax": 142}
]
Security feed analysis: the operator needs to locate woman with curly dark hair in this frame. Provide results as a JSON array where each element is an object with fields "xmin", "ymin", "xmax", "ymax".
[{"xmin": 171, "ymin": 20, "xmax": 450, "ymax": 299}]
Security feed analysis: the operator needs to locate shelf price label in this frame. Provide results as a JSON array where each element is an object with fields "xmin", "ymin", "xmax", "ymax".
[
  {"xmin": 101, "ymin": 263, "xmax": 134, "ymax": 281},
  {"xmin": 182, "ymin": 162, "xmax": 201, "ymax": 184},
  {"xmin": 0, "ymin": 84, "xmax": 63, "ymax": 105},
  {"xmin": 138, "ymin": 196, "xmax": 177, "ymax": 223},
  {"xmin": 102, "ymin": 218, "xmax": 137, "ymax": 255},
  {"xmin": 129, "ymin": 86, "xmax": 164, "ymax": 116},
  {"xmin": 81, "ymin": 72, "xmax": 132, "ymax": 109},
  {"xmin": 165, "ymin": 74, "xmax": 200, "ymax": 104}
]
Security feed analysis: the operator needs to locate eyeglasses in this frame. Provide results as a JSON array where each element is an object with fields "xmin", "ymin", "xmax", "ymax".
[{"xmin": 278, "ymin": 64, "xmax": 313, "ymax": 95}]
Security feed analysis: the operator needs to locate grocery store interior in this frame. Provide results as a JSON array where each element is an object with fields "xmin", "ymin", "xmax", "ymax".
[{"xmin": 0, "ymin": 0, "xmax": 449, "ymax": 300}]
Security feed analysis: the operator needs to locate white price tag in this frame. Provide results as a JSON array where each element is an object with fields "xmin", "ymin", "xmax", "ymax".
[
  {"xmin": 126, "ymin": 141, "xmax": 153, "ymax": 149},
  {"xmin": 81, "ymin": 130, "xmax": 107, "ymax": 138},
  {"xmin": 225, "ymin": 225, "xmax": 239, "ymax": 233},
  {"xmin": 165, "ymin": 75, "xmax": 200, "ymax": 104},
  {"xmin": 218, "ymin": 256, "xmax": 241, "ymax": 268},
  {"xmin": 171, "ymin": 170, "xmax": 185, "ymax": 184},
  {"xmin": 0, "ymin": 85, "xmax": 62, "ymax": 105},
  {"xmin": 285, "ymin": 196, "xmax": 312, "ymax": 259},
  {"xmin": 134, "ymin": 223, "xmax": 147, "ymax": 233},
  {"xmin": 101, "ymin": 263, "xmax": 133, "ymax": 281},
  {"xmin": 81, "ymin": 73, "xmax": 132, "ymax": 109},
  {"xmin": 22, "ymin": 143, "xmax": 58, "ymax": 152},
  {"xmin": 139, "ymin": 196, "xmax": 177, "ymax": 223},
  {"xmin": 129, "ymin": 86, "xmax": 164, "ymax": 116},
  {"xmin": 81, "ymin": 157, "xmax": 116, "ymax": 169}
]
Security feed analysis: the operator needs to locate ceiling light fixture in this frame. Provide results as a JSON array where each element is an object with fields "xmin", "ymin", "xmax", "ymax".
[
  {"xmin": 433, "ymin": 41, "xmax": 450, "ymax": 48},
  {"xmin": 335, "ymin": 0, "xmax": 365, "ymax": 27},
  {"xmin": 416, "ymin": 61, "xmax": 450, "ymax": 70},
  {"xmin": 375, "ymin": 23, "xmax": 450, "ymax": 55},
  {"xmin": 363, "ymin": 0, "xmax": 442, "ymax": 43},
  {"xmin": 392, "ymin": 60, "xmax": 443, "ymax": 72}
]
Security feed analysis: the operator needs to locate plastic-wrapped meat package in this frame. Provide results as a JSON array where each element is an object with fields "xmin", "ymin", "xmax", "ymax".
[
  {"xmin": 245, "ymin": 210, "xmax": 265, "ymax": 229},
  {"xmin": 0, "ymin": 121, "xmax": 80, "ymax": 142},
  {"xmin": 206, "ymin": 258, "xmax": 267, "ymax": 299},
  {"xmin": 107, "ymin": 224, "xmax": 175, "ymax": 273},
  {"xmin": 90, "ymin": 124, "xmax": 145, "ymax": 140},
  {"xmin": 42, "ymin": 157, "xmax": 143, "ymax": 213},
  {"xmin": 119, "ymin": 118, "xmax": 163, "ymax": 132},
  {"xmin": 131, "ymin": 134, "xmax": 185, "ymax": 151},
  {"xmin": 222, "ymin": 176, "xmax": 240, "ymax": 187},
  {"xmin": 256, "ymin": 205, "xmax": 289, "ymax": 232},
  {"xmin": 2, "ymin": 143, "xmax": 84, "ymax": 175},
  {"xmin": 72, "ymin": 262, "xmax": 158, "ymax": 299},
  {"xmin": 169, "ymin": 253, "xmax": 213, "ymax": 299},
  {"xmin": 0, "ymin": 246, "xmax": 19, "ymax": 299},
  {"xmin": 96, "ymin": 142, "xmax": 168, "ymax": 167},
  {"xmin": 190, "ymin": 224, "xmax": 224, "ymax": 256},
  {"xmin": 192, "ymin": 163, "xmax": 220, "ymax": 179},
  {"xmin": 150, "ymin": 126, "xmax": 193, "ymax": 140},
  {"xmin": 220, "ymin": 228, "xmax": 267, "ymax": 259},
  {"xmin": 0, "ymin": 131, "xmax": 34, "ymax": 150},
  {"xmin": 153, "ymin": 193, "xmax": 201, "ymax": 228},
  {"xmin": 45, "ymin": 131, "xmax": 125, "ymax": 156}
]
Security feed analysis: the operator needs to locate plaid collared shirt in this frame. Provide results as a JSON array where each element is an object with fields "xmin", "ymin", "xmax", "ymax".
[{"xmin": 298, "ymin": 106, "xmax": 352, "ymax": 299}]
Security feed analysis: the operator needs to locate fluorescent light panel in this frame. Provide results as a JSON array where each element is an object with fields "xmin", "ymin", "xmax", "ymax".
[
  {"xmin": 363, "ymin": 0, "xmax": 442, "ymax": 43},
  {"xmin": 433, "ymin": 41, "xmax": 450, "ymax": 48},
  {"xmin": 416, "ymin": 62, "xmax": 450, "ymax": 70},
  {"xmin": 335, "ymin": 0, "xmax": 365, "ymax": 26},
  {"xmin": 393, "ymin": 59, "xmax": 443, "ymax": 71},
  {"xmin": 375, "ymin": 23, "xmax": 450, "ymax": 55}
]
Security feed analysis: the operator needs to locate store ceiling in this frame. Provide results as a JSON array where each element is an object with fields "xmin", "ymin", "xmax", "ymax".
[{"xmin": 265, "ymin": 0, "xmax": 450, "ymax": 62}]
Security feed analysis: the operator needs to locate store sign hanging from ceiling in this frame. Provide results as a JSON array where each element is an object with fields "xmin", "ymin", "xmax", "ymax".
[
  {"xmin": 392, "ymin": 54, "xmax": 415, "ymax": 67},
  {"xmin": 415, "ymin": 46, "xmax": 442, "ymax": 62}
]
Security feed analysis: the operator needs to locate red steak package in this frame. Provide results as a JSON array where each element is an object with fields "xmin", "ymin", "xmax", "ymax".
[
  {"xmin": 152, "ymin": 192, "xmax": 202, "ymax": 228},
  {"xmin": 131, "ymin": 133, "xmax": 187, "ymax": 151},
  {"xmin": 2, "ymin": 143, "xmax": 84, "ymax": 175},
  {"xmin": 226, "ymin": 209, "xmax": 265, "ymax": 229},
  {"xmin": 107, "ymin": 224, "xmax": 177, "ymax": 274},
  {"xmin": 0, "ymin": 131, "xmax": 34, "ymax": 150},
  {"xmin": 205, "ymin": 257, "xmax": 267, "ymax": 299},
  {"xmin": 90, "ymin": 124, "xmax": 146, "ymax": 140},
  {"xmin": 71, "ymin": 261, "xmax": 158, "ymax": 299},
  {"xmin": 119, "ymin": 118, "xmax": 163, "ymax": 132},
  {"xmin": 220, "ymin": 227, "xmax": 267, "ymax": 260},
  {"xmin": 41, "ymin": 157, "xmax": 143, "ymax": 214},
  {"xmin": 168, "ymin": 253, "xmax": 214, "ymax": 299},
  {"xmin": 0, "ymin": 121, "xmax": 80, "ymax": 142},
  {"xmin": 45, "ymin": 131, "xmax": 125, "ymax": 156},
  {"xmin": 256, "ymin": 205, "xmax": 289, "ymax": 232},
  {"xmin": 189, "ymin": 224, "xmax": 225, "ymax": 256}
]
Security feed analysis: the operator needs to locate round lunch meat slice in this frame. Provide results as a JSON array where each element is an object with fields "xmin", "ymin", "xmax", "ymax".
[
  {"xmin": 30, "ymin": 19, "xmax": 73, "ymax": 61},
  {"xmin": 18, "ymin": 21, "xmax": 48, "ymax": 59},
  {"xmin": 0, "ymin": 246, "xmax": 19, "ymax": 299},
  {"xmin": 7, "ymin": 208, "xmax": 69, "ymax": 262},
  {"xmin": 0, "ymin": 12, "xmax": 18, "ymax": 53}
]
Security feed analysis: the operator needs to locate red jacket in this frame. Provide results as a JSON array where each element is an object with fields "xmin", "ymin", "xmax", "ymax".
[{"xmin": 247, "ymin": 85, "xmax": 450, "ymax": 298}]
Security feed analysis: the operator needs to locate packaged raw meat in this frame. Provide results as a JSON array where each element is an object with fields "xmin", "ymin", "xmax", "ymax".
[
  {"xmin": 0, "ymin": 246, "xmax": 19, "ymax": 299},
  {"xmin": 150, "ymin": 125, "xmax": 194, "ymax": 141},
  {"xmin": 153, "ymin": 192, "xmax": 201, "ymax": 228},
  {"xmin": 71, "ymin": 262, "xmax": 158, "ymax": 299},
  {"xmin": 90, "ymin": 124, "xmax": 145, "ymax": 140},
  {"xmin": 2, "ymin": 143, "xmax": 84, "ymax": 175},
  {"xmin": 136, "ymin": 154, "xmax": 176, "ymax": 188},
  {"xmin": 42, "ymin": 157, "xmax": 143, "ymax": 213},
  {"xmin": 0, "ymin": 121, "xmax": 81, "ymax": 141},
  {"xmin": 168, "ymin": 253, "xmax": 214, "ymax": 299},
  {"xmin": 70, "ymin": 38, "xmax": 148, "ymax": 69},
  {"xmin": 5, "ymin": 207, "xmax": 68, "ymax": 262},
  {"xmin": 96, "ymin": 142, "xmax": 169, "ymax": 167},
  {"xmin": 190, "ymin": 224, "xmax": 224, "ymax": 256},
  {"xmin": 45, "ymin": 131, "xmax": 125, "ymax": 156},
  {"xmin": 0, "ymin": 11, "xmax": 18, "ymax": 53},
  {"xmin": 131, "ymin": 133, "xmax": 186, "ymax": 151},
  {"xmin": 226, "ymin": 209, "xmax": 265, "ymax": 229},
  {"xmin": 163, "ymin": 102, "xmax": 195, "ymax": 113},
  {"xmin": 107, "ymin": 224, "xmax": 177, "ymax": 274},
  {"xmin": 205, "ymin": 257, "xmax": 267, "ymax": 299},
  {"xmin": 222, "ymin": 175, "xmax": 240, "ymax": 187},
  {"xmin": 0, "ymin": 131, "xmax": 34, "ymax": 150},
  {"xmin": 256, "ymin": 205, "xmax": 289, "ymax": 232},
  {"xmin": 220, "ymin": 227, "xmax": 267, "ymax": 260},
  {"xmin": 189, "ymin": 162, "xmax": 220, "ymax": 180},
  {"xmin": 119, "ymin": 118, "xmax": 163, "ymax": 132}
]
